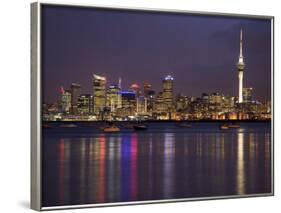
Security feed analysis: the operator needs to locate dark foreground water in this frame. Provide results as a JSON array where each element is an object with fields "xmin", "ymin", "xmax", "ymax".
[{"xmin": 42, "ymin": 122, "xmax": 272, "ymax": 207}]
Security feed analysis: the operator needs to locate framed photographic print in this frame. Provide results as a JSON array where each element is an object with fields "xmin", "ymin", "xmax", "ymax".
[{"xmin": 31, "ymin": 1, "xmax": 274, "ymax": 211}]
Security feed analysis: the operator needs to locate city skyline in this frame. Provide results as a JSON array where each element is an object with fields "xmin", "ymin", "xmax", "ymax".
[
  {"xmin": 42, "ymin": 5, "xmax": 271, "ymax": 104},
  {"xmin": 37, "ymin": 4, "xmax": 273, "ymax": 209}
]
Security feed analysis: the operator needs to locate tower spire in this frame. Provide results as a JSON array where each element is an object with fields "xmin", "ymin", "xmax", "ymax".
[
  {"xmin": 238, "ymin": 29, "xmax": 244, "ymax": 65},
  {"xmin": 237, "ymin": 28, "xmax": 245, "ymax": 104}
]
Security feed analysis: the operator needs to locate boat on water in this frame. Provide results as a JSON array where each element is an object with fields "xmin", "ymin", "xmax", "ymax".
[
  {"xmin": 177, "ymin": 123, "xmax": 192, "ymax": 128},
  {"xmin": 228, "ymin": 124, "xmax": 241, "ymax": 128},
  {"xmin": 220, "ymin": 124, "xmax": 229, "ymax": 130},
  {"xmin": 103, "ymin": 126, "xmax": 120, "ymax": 133},
  {"xmin": 133, "ymin": 124, "xmax": 148, "ymax": 130},
  {"xmin": 220, "ymin": 122, "xmax": 241, "ymax": 130},
  {"xmin": 60, "ymin": 123, "xmax": 78, "ymax": 128}
]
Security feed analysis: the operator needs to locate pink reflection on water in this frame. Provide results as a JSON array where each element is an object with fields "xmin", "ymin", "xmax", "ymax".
[{"xmin": 130, "ymin": 134, "xmax": 138, "ymax": 200}]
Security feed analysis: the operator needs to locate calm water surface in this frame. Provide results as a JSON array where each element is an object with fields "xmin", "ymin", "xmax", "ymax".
[{"xmin": 42, "ymin": 122, "xmax": 271, "ymax": 207}]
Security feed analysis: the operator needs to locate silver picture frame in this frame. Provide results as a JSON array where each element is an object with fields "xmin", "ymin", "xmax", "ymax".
[{"xmin": 31, "ymin": 1, "xmax": 274, "ymax": 211}]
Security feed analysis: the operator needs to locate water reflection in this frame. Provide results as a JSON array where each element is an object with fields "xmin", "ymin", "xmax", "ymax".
[
  {"xmin": 130, "ymin": 134, "xmax": 138, "ymax": 200},
  {"xmin": 43, "ymin": 123, "xmax": 271, "ymax": 207},
  {"xmin": 163, "ymin": 133, "xmax": 175, "ymax": 198},
  {"xmin": 58, "ymin": 139, "xmax": 70, "ymax": 204},
  {"xmin": 237, "ymin": 131, "xmax": 245, "ymax": 195},
  {"xmin": 79, "ymin": 138, "xmax": 86, "ymax": 203},
  {"xmin": 99, "ymin": 137, "xmax": 106, "ymax": 202},
  {"xmin": 107, "ymin": 137, "xmax": 115, "ymax": 202}
]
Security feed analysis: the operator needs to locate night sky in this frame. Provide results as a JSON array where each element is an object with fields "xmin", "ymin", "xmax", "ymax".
[{"xmin": 41, "ymin": 5, "xmax": 272, "ymax": 104}]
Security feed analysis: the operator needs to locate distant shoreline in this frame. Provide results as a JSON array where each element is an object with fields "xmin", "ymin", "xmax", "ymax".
[{"xmin": 43, "ymin": 119, "xmax": 271, "ymax": 123}]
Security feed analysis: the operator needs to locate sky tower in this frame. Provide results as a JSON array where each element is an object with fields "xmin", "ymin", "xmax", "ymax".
[{"xmin": 237, "ymin": 29, "xmax": 245, "ymax": 103}]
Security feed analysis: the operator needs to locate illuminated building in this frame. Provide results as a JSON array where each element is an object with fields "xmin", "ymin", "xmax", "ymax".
[
  {"xmin": 70, "ymin": 83, "xmax": 81, "ymax": 115},
  {"xmin": 154, "ymin": 92, "xmax": 163, "ymax": 113},
  {"xmin": 93, "ymin": 74, "xmax": 106, "ymax": 116},
  {"xmin": 222, "ymin": 96, "xmax": 235, "ymax": 112},
  {"xmin": 201, "ymin": 93, "xmax": 209, "ymax": 104},
  {"xmin": 143, "ymin": 83, "xmax": 152, "ymax": 97},
  {"xmin": 60, "ymin": 87, "xmax": 71, "ymax": 113},
  {"xmin": 162, "ymin": 75, "xmax": 174, "ymax": 110},
  {"xmin": 130, "ymin": 83, "xmax": 141, "ymax": 96},
  {"xmin": 119, "ymin": 91, "xmax": 136, "ymax": 117},
  {"xmin": 208, "ymin": 93, "xmax": 222, "ymax": 113},
  {"xmin": 146, "ymin": 90, "xmax": 156, "ymax": 113},
  {"xmin": 77, "ymin": 94, "xmax": 92, "ymax": 115},
  {"xmin": 237, "ymin": 29, "xmax": 245, "ymax": 103},
  {"xmin": 142, "ymin": 83, "xmax": 155, "ymax": 112},
  {"xmin": 118, "ymin": 77, "xmax": 122, "ymax": 108},
  {"xmin": 106, "ymin": 84, "xmax": 120, "ymax": 113},
  {"xmin": 209, "ymin": 93, "xmax": 222, "ymax": 104},
  {"xmin": 121, "ymin": 91, "xmax": 136, "ymax": 108},
  {"xmin": 136, "ymin": 96, "xmax": 149, "ymax": 114},
  {"xmin": 243, "ymin": 87, "xmax": 253, "ymax": 103},
  {"xmin": 175, "ymin": 94, "xmax": 189, "ymax": 111}
]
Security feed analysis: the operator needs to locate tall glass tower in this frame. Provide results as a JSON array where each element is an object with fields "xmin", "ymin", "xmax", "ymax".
[
  {"xmin": 162, "ymin": 75, "xmax": 174, "ymax": 110},
  {"xmin": 70, "ymin": 83, "xmax": 81, "ymax": 114},
  {"xmin": 92, "ymin": 74, "xmax": 106, "ymax": 115}
]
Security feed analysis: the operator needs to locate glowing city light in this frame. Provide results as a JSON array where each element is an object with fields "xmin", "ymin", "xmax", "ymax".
[
  {"xmin": 164, "ymin": 75, "xmax": 174, "ymax": 81},
  {"xmin": 93, "ymin": 74, "xmax": 106, "ymax": 81}
]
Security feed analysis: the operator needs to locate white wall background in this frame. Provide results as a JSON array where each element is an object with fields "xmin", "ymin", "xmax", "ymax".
[{"xmin": 0, "ymin": 0, "xmax": 279, "ymax": 212}]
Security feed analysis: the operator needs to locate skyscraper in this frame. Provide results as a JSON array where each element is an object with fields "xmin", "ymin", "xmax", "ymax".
[
  {"xmin": 60, "ymin": 87, "xmax": 71, "ymax": 113},
  {"xmin": 119, "ymin": 91, "xmax": 136, "ymax": 117},
  {"xmin": 154, "ymin": 92, "xmax": 165, "ymax": 113},
  {"xmin": 237, "ymin": 29, "xmax": 245, "ymax": 103},
  {"xmin": 143, "ymin": 83, "xmax": 155, "ymax": 112},
  {"xmin": 143, "ymin": 83, "xmax": 152, "ymax": 97},
  {"xmin": 70, "ymin": 83, "xmax": 81, "ymax": 114},
  {"xmin": 106, "ymin": 84, "xmax": 120, "ymax": 113},
  {"xmin": 93, "ymin": 74, "xmax": 106, "ymax": 116},
  {"xmin": 162, "ymin": 75, "xmax": 174, "ymax": 110},
  {"xmin": 77, "ymin": 94, "xmax": 92, "ymax": 115},
  {"xmin": 130, "ymin": 83, "xmax": 141, "ymax": 96}
]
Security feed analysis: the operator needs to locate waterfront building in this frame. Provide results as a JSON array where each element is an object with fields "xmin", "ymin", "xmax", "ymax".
[
  {"xmin": 201, "ymin": 93, "xmax": 209, "ymax": 104},
  {"xmin": 189, "ymin": 98, "xmax": 210, "ymax": 119},
  {"xmin": 237, "ymin": 29, "xmax": 245, "ymax": 103},
  {"xmin": 143, "ymin": 83, "xmax": 152, "ymax": 97},
  {"xmin": 145, "ymin": 90, "xmax": 156, "ymax": 112},
  {"xmin": 130, "ymin": 83, "xmax": 141, "ymax": 96},
  {"xmin": 106, "ymin": 84, "xmax": 120, "ymax": 113},
  {"xmin": 93, "ymin": 74, "xmax": 106, "ymax": 116},
  {"xmin": 208, "ymin": 93, "xmax": 223, "ymax": 113},
  {"xmin": 60, "ymin": 87, "xmax": 71, "ymax": 113},
  {"xmin": 222, "ymin": 96, "xmax": 235, "ymax": 112},
  {"xmin": 77, "ymin": 94, "xmax": 92, "ymax": 115},
  {"xmin": 175, "ymin": 94, "xmax": 189, "ymax": 112},
  {"xmin": 136, "ymin": 95, "xmax": 148, "ymax": 114},
  {"xmin": 119, "ymin": 91, "xmax": 136, "ymax": 117},
  {"xmin": 70, "ymin": 83, "xmax": 81, "ymax": 115},
  {"xmin": 243, "ymin": 87, "xmax": 253, "ymax": 103},
  {"xmin": 154, "ymin": 92, "xmax": 165, "ymax": 114},
  {"xmin": 142, "ymin": 83, "xmax": 155, "ymax": 113},
  {"xmin": 209, "ymin": 93, "xmax": 222, "ymax": 104},
  {"xmin": 117, "ymin": 77, "xmax": 122, "ymax": 108},
  {"xmin": 162, "ymin": 75, "xmax": 174, "ymax": 110}
]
